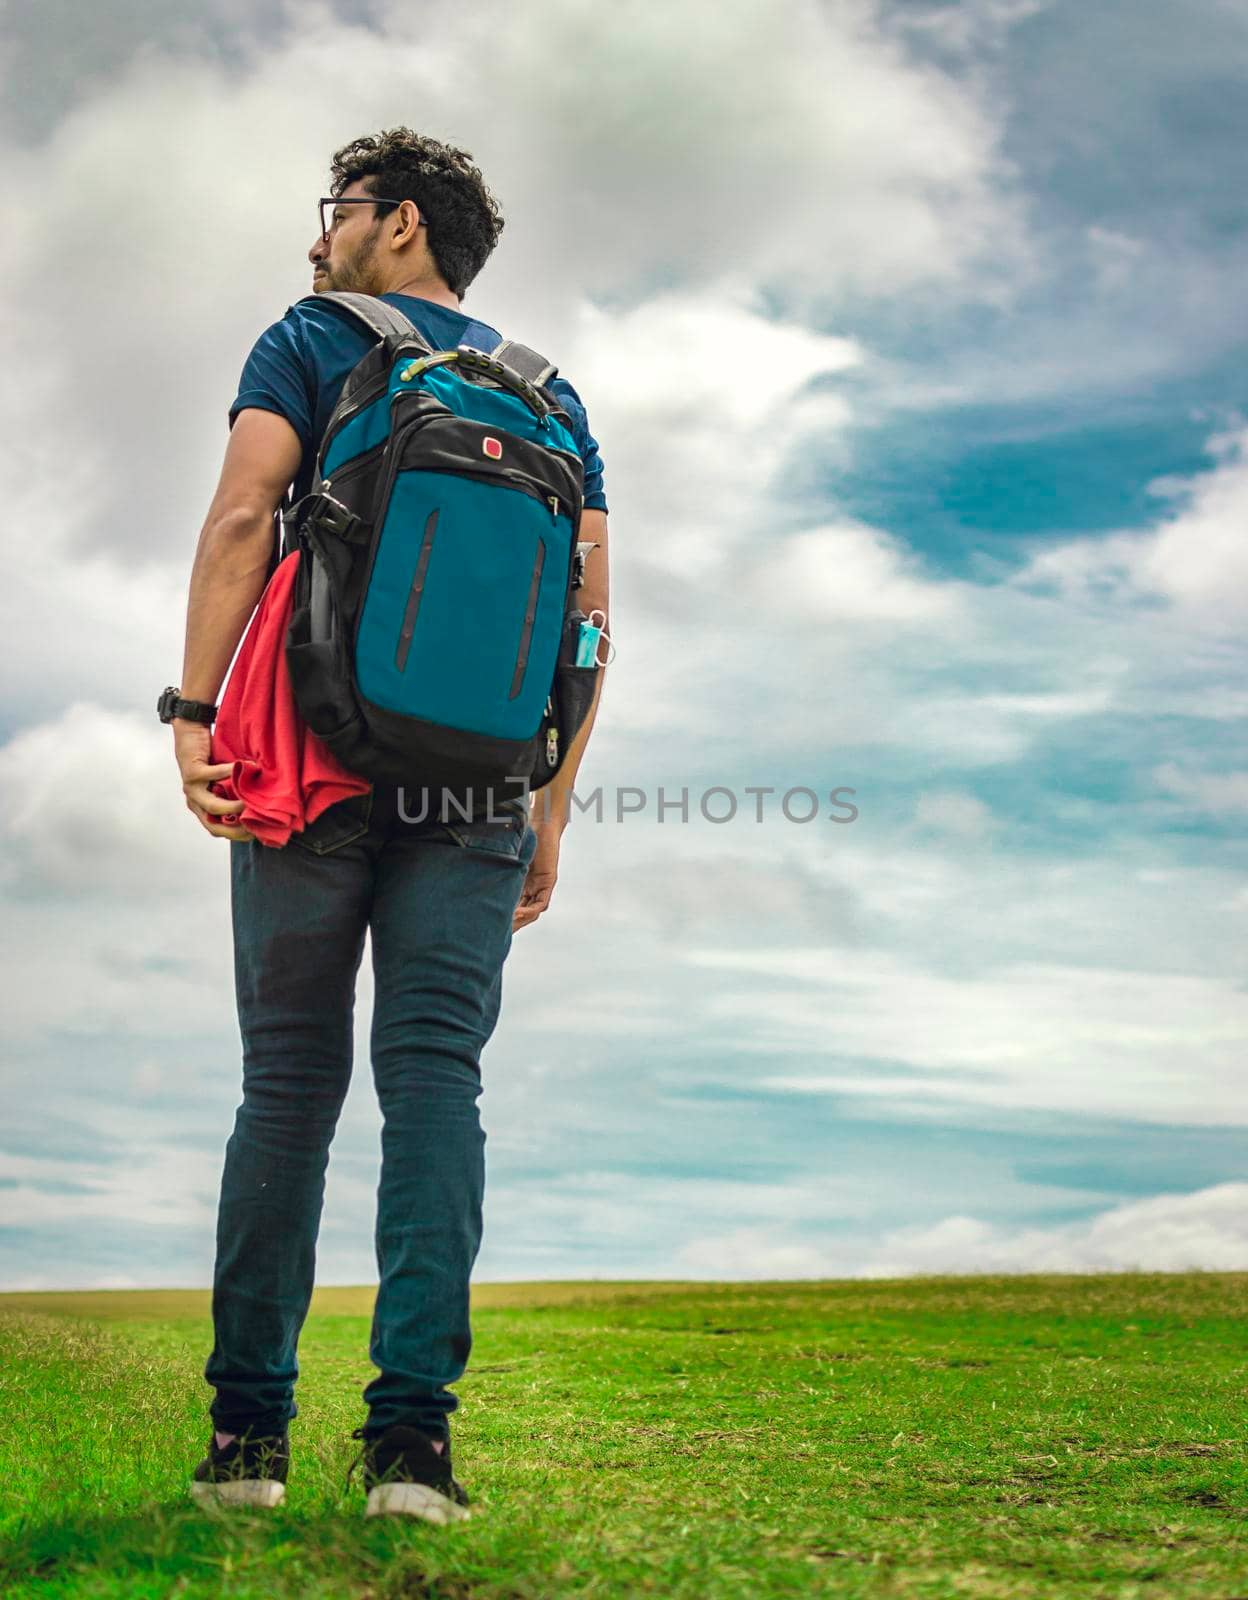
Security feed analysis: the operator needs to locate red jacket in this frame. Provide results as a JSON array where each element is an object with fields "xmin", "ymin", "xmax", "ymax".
[{"xmin": 210, "ymin": 550, "xmax": 371, "ymax": 847}]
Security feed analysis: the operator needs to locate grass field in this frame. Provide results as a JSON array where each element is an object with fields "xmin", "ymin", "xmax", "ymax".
[{"xmin": 0, "ymin": 1274, "xmax": 1244, "ymax": 1598}]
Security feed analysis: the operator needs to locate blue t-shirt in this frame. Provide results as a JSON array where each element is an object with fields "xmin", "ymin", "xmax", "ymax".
[{"xmin": 229, "ymin": 292, "xmax": 608, "ymax": 513}]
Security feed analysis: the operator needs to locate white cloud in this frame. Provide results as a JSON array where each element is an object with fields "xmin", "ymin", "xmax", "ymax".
[
  {"xmin": 0, "ymin": 505, "xmax": 191, "ymax": 730},
  {"xmin": 1085, "ymin": 224, "xmax": 1148, "ymax": 293},
  {"xmin": 0, "ymin": 1146, "xmax": 219, "ymax": 1233},
  {"xmin": 885, "ymin": 0, "xmax": 1054, "ymax": 59},
  {"xmin": 910, "ymin": 788, "xmax": 1001, "ymax": 837},
  {"xmin": 736, "ymin": 521, "xmax": 961, "ymax": 623},
  {"xmin": 554, "ymin": 288, "xmax": 864, "ymax": 573},
  {"xmin": 1, "ymin": 0, "xmax": 1245, "ymax": 1290},
  {"xmin": 670, "ymin": 1183, "xmax": 1248, "ymax": 1279},
  {"xmin": 866, "ymin": 1182, "xmax": 1248, "ymax": 1275},
  {"xmin": 0, "ymin": 703, "xmax": 217, "ymax": 900},
  {"xmin": 1153, "ymin": 761, "xmax": 1248, "ymax": 816},
  {"xmin": 674, "ymin": 1227, "xmax": 835, "ymax": 1280},
  {"xmin": 0, "ymin": 0, "xmax": 1026, "ymax": 565},
  {"xmin": 688, "ymin": 945, "xmax": 1248, "ymax": 1127},
  {"xmin": 431, "ymin": 0, "xmax": 1028, "ymax": 312},
  {"xmin": 1013, "ymin": 425, "xmax": 1248, "ymax": 633},
  {"xmin": 568, "ymin": 292, "xmax": 863, "ymax": 429},
  {"xmin": 0, "ymin": 703, "xmax": 237, "ymax": 1044}
]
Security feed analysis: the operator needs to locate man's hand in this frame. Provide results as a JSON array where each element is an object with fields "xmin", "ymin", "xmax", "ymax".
[
  {"xmin": 513, "ymin": 813, "xmax": 565, "ymax": 929},
  {"xmin": 173, "ymin": 720, "xmax": 257, "ymax": 842}
]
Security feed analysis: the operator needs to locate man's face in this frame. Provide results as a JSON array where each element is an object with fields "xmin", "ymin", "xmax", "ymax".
[{"xmin": 308, "ymin": 179, "xmax": 388, "ymax": 293}]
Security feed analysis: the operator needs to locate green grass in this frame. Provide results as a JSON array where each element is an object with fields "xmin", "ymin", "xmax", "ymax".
[{"xmin": 0, "ymin": 1274, "xmax": 1245, "ymax": 1598}]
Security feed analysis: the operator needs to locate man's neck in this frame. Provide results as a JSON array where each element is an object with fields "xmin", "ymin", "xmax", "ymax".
[{"xmin": 382, "ymin": 276, "xmax": 461, "ymax": 312}]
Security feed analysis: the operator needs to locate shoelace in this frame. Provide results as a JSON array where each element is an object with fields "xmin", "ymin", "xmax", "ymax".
[
  {"xmin": 343, "ymin": 1425, "xmax": 371, "ymax": 1494},
  {"xmin": 343, "ymin": 1425, "xmax": 455, "ymax": 1497}
]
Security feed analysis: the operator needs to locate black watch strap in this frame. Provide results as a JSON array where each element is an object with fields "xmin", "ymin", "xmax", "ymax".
[{"xmin": 157, "ymin": 685, "xmax": 219, "ymax": 725}]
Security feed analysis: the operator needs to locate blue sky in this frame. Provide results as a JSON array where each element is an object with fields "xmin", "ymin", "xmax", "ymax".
[{"xmin": 0, "ymin": 0, "xmax": 1245, "ymax": 1289}]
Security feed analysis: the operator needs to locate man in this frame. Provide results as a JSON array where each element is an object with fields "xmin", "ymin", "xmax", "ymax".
[{"xmin": 170, "ymin": 129, "xmax": 610, "ymax": 1520}]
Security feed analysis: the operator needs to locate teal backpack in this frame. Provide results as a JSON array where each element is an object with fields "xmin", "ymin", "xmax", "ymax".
[{"xmin": 279, "ymin": 292, "xmax": 600, "ymax": 807}]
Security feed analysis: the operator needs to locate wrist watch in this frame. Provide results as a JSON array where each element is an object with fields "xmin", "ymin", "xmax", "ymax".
[{"xmin": 157, "ymin": 685, "xmax": 219, "ymax": 726}]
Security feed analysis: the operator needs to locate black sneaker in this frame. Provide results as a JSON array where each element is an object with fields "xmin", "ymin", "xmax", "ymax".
[
  {"xmin": 346, "ymin": 1424, "xmax": 473, "ymax": 1523},
  {"xmin": 190, "ymin": 1427, "xmax": 289, "ymax": 1508}
]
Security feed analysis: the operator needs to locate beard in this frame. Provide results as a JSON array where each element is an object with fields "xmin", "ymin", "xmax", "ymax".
[{"xmin": 316, "ymin": 226, "xmax": 384, "ymax": 294}]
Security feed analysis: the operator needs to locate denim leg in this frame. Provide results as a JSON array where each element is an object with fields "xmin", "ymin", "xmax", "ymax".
[
  {"xmin": 204, "ymin": 833, "xmax": 372, "ymax": 1435},
  {"xmin": 361, "ymin": 813, "xmax": 538, "ymax": 1437}
]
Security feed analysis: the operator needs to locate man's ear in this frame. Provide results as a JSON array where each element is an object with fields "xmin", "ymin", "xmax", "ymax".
[{"xmin": 392, "ymin": 200, "xmax": 421, "ymax": 248}]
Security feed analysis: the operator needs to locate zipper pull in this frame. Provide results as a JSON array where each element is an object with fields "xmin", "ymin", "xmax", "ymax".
[
  {"xmin": 548, "ymin": 494, "xmax": 560, "ymax": 520},
  {"xmin": 546, "ymin": 726, "xmax": 559, "ymax": 767}
]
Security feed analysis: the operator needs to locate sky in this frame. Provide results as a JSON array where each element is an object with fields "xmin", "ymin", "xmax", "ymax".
[{"xmin": 1, "ymin": 0, "xmax": 1245, "ymax": 1290}]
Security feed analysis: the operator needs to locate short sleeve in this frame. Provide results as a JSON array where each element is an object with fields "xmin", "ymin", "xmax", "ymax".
[
  {"xmin": 228, "ymin": 312, "xmax": 316, "ymax": 450},
  {"xmin": 548, "ymin": 377, "xmax": 608, "ymax": 513}
]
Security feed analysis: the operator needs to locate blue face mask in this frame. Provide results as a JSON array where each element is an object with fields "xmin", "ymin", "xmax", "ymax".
[{"xmin": 575, "ymin": 609, "xmax": 615, "ymax": 667}]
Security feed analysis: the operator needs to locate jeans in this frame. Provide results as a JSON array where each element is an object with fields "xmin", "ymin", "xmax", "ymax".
[{"xmin": 203, "ymin": 780, "xmax": 538, "ymax": 1442}]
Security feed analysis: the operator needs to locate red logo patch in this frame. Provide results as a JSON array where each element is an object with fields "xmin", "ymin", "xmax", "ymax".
[{"xmin": 483, "ymin": 436, "xmax": 503, "ymax": 459}]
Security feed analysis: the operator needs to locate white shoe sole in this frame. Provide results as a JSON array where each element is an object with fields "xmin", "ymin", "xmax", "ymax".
[
  {"xmin": 364, "ymin": 1482, "xmax": 472, "ymax": 1523},
  {"xmin": 189, "ymin": 1477, "xmax": 286, "ymax": 1509}
]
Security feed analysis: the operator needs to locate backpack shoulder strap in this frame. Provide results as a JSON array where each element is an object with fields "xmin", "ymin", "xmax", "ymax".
[
  {"xmin": 486, "ymin": 339, "xmax": 559, "ymax": 389},
  {"xmin": 296, "ymin": 295, "xmax": 557, "ymax": 383},
  {"xmin": 289, "ymin": 290, "xmax": 434, "ymax": 351},
  {"xmin": 268, "ymin": 293, "xmax": 436, "ymax": 580}
]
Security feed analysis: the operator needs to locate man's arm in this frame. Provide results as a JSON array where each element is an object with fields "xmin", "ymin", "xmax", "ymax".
[
  {"xmin": 174, "ymin": 408, "xmax": 303, "ymax": 839},
  {"xmin": 515, "ymin": 506, "xmax": 610, "ymax": 927},
  {"xmin": 536, "ymin": 506, "xmax": 609, "ymax": 826}
]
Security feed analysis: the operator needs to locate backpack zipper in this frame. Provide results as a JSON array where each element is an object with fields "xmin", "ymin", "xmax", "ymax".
[
  {"xmin": 509, "ymin": 539, "xmax": 547, "ymax": 699},
  {"xmin": 316, "ymin": 335, "xmax": 431, "ymax": 476},
  {"xmin": 448, "ymin": 461, "xmax": 572, "ymax": 516},
  {"xmin": 351, "ymin": 413, "xmax": 427, "ymax": 661},
  {"xmin": 375, "ymin": 441, "xmax": 574, "ymax": 520},
  {"xmin": 317, "ymin": 372, "xmax": 392, "ymax": 479},
  {"xmin": 320, "ymin": 441, "xmax": 385, "ymax": 496},
  {"xmin": 394, "ymin": 507, "xmax": 440, "ymax": 673}
]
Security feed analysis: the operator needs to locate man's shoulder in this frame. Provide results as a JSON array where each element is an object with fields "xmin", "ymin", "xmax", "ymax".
[
  {"xmin": 280, "ymin": 294, "xmax": 376, "ymax": 348},
  {"xmin": 237, "ymin": 298, "xmax": 364, "ymax": 377}
]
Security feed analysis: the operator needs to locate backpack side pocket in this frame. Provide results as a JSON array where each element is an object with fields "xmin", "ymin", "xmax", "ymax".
[
  {"xmin": 545, "ymin": 609, "xmax": 599, "ymax": 776},
  {"xmin": 285, "ymin": 547, "xmax": 359, "ymax": 739}
]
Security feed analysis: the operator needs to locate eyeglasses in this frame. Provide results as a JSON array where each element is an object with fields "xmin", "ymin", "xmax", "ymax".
[{"xmin": 317, "ymin": 195, "xmax": 426, "ymax": 246}]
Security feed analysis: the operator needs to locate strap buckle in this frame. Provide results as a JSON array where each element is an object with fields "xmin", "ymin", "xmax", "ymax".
[{"xmin": 286, "ymin": 490, "xmax": 365, "ymax": 547}]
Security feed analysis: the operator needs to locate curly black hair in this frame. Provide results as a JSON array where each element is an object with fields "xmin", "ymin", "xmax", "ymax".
[{"xmin": 329, "ymin": 128, "xmax": 505, "ymax": 300}]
